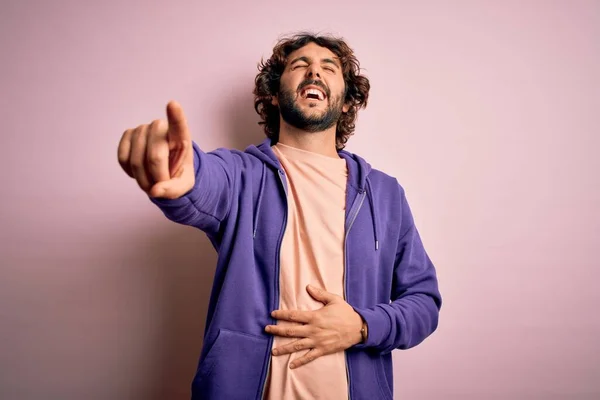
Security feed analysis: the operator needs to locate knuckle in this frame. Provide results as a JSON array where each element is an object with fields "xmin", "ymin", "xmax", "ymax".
[
  {"xmin": 147, "ymin": 151, "xmax": 165, "ymax": 167},
  {"xmin": 150, "ymin": 119, "xmax": 167, "ymax": 131},
  {"xmin": 137, "ymin": 181, "xmax": 151, "ymax": 192},
  {"xmin": 130, "ymin": 159, "xmax": 144, "ymax": 172},
  {"xmin": 288, "ymin": 312, "xmax": 296, "ymax": 321},
  {"xmin": 135, "ymin": 125, "xmax": 149, "ymax": 140},
  {"xmin": 293, "ymin": 343, "xmax": 303, "ymax": 351},
  {"xmin": 117, "ymin": 153, "xmax": 129, "ymax": 166},
  {"xmin": 285, "ymin": 328, "xmax": 294, "ymax": 337},
  {"xmin": 307, "ymin": 353, "xmax": 314, "ymax": 362},
  {"xmin": 131, "ymin": 128, "xmax": 145, "ymax": 143}
]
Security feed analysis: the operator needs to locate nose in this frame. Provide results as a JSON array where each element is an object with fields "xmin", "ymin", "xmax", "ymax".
[{"xmin": 306, "ymin": 64, "xmax": 321, "ymax": 79}]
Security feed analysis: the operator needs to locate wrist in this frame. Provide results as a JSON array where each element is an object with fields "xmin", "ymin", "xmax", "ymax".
[
  {"xmin": 353, "ymin": 312, "xmax": 368, "ymax": 345},
  {"xmin": 360, "ymin": 320, "xmax": 368, "ymax": 343}
]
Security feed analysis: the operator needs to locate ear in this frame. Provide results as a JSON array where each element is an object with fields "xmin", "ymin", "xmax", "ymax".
[
  {"xmin": 342, "ymin": 103, "xmax": 350, "ymax": 113},
  {"xmin": 271, "ymin": 95, "xmax": 279, "ymax": 106}
]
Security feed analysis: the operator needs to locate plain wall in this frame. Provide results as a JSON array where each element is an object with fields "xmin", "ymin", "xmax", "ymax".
[{"xmin": 1, "ymin": 0, "xmax": 598, "ymax": 399}]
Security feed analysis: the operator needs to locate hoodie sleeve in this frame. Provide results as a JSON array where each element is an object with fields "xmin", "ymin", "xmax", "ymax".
[
  {"xmin": 353, "ymin": 186, "xmax": 442, "ymax": 354},
  {"xmin": 149, "ymin": 141, "xmax": 236, "ymax": 238}
]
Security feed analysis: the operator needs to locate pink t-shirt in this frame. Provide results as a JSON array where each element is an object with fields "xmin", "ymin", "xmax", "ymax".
[{"xmin": 265, "ymin": 142, "xmax": 349, "ymax": 400}]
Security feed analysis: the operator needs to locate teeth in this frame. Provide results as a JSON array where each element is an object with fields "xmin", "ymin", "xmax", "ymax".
[{"xmin": 302, "ymin": 88, "xmax": 325, "ymax": 100}]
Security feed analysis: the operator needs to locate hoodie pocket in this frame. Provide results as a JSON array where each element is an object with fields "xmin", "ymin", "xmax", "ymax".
[{"xmin": 193, "ymin": 329, "xmax": 269, "ymax": 400}]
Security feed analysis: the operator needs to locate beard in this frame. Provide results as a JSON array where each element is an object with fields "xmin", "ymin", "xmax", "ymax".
[{"xmin": 278, "ymin": 82, "xmax": 345, "ymax": 133}]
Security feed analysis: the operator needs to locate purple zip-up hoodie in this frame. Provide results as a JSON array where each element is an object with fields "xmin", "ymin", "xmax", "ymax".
[{"xmin": 150, "ymin": 138, "xmax": 442, "ymax": 400}]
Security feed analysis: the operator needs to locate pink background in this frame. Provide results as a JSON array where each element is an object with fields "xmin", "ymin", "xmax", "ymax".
[{"xmin": 1, "ymin": 1, "xmax": 599, "ymax": 399}]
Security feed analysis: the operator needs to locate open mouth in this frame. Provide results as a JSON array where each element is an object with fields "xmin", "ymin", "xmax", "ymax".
[{"xmin": 299, "ymin": 87, "xmax": 326, "ymax": 101}]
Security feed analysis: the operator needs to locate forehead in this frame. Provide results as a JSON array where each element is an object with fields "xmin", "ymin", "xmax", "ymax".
[{"xmin": 286, "ymin": 42, "xmax": 338, "ymax": 63}]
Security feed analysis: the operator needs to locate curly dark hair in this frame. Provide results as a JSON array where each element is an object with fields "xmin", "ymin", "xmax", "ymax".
[{"xmin": 253, "ymin": 32, "xmax": 370, "ymax": 150}]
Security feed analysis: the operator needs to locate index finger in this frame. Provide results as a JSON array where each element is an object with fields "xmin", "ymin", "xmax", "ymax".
[{"xmin": 166, "ymin": 100, "xmax": 191, "ymax": 142}]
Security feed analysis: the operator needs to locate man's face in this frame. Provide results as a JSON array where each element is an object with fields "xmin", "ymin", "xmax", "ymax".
[{"xmin": 274, "ymin": 42, "xmax": 349, "ymax": 132}]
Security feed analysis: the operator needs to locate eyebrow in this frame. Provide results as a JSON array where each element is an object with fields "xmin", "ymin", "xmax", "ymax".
[{"xmin": 289, "ymin": 56, "xmax": 341, "ymax": 69}]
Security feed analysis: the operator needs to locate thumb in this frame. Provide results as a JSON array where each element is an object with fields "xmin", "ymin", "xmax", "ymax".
[
  {"xmin": 148, "ymin": 168, "xmax": 193, "ymax": 200},
  {"xmin": 307, "ymin": 285, "xmax": 337, "ymax": 305}
]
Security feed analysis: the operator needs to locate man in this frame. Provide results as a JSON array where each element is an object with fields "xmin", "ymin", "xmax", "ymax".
[{"xmin": 117, "ymin": 33, "xmax": 442, "ymax": 400}]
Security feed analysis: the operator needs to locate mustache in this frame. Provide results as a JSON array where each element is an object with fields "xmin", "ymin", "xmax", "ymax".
[{"xmin": 297, "ymin": 79, "xmax": 330, "ymax": 97}]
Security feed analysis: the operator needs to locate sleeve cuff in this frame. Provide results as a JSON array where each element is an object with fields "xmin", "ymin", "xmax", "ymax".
[{"xmin": 352, "ymin": 305, "xmax": 391, "ymax": 350}]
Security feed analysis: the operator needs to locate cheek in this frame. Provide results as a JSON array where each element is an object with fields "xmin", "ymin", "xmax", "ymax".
[
  {"xmin": 332, "ymin": 87, "xmax": 347, "ymax": 104},
  {"xmin": 329, "ymin": 78, "xmax": 346, "ymax": 98},
  {"xmin": 281, "ymin": 72, "xmax": 300, "ymax": 89}
]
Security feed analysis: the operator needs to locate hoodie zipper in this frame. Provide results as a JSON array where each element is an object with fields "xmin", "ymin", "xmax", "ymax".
[
  {"xmin": 258, "ymin": 168, "xmax": 366, "ymax": 399},
  {"xmin": 343, "ymin": 189, "xmax": 367, "ymax": 400},
  {"xmin": 258, "ymin": 169, "xmax": 288, "ymax": 400}
]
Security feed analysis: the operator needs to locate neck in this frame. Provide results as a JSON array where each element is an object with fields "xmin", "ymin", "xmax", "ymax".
[{"xmin": 277, "ymin": 119, "xmax": 339, "ymax": 157}]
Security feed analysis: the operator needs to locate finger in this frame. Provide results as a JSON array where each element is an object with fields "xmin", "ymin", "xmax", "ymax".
[
  {"xmin": 117, "ymin": 129, "xmax": 134, "ymax": 177},
  {"xmin": 271, "ymin": 309, "xmax": 314, "ymax": 324},
  {"xmin": 129, "ymin": 125, "xmax": 153, "ymax": 192},
  {"xmin": 147, "ymin": 167, "xmax": 192, "ymax": 199},
  {"xmin": 272, "ymin": 338, "xmax": 314, "ymax": 356},
  {"xmin": 290, "ymin": 348, "xmax": 323, "ymax": 369},
  {"xmin": 306, "ymin": 284, "xmax": 338, "ymax": 305},
  {"xmin": 166, "ymin": 100, "xmax": 191, "ymax": 143},
  {"xmin": 166, "ymin": 101, "xmax": 192, "ymax": 176},
  {"xmin": 265, "ymin": 324, "xmax": 312, "ymax": 339},
  {"xmin": 146, "ymin": 119, "xmax": 170, "ymax": 183}
]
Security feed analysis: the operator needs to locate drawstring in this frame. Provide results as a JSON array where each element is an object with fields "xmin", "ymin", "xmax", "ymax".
[
  {"xmin": 253, "ymin": 164, "xmax": 267, "ymax": 238},
  {"xmin": 366, "ymin": 178, "xmax": 379, "ymax": 250}
]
